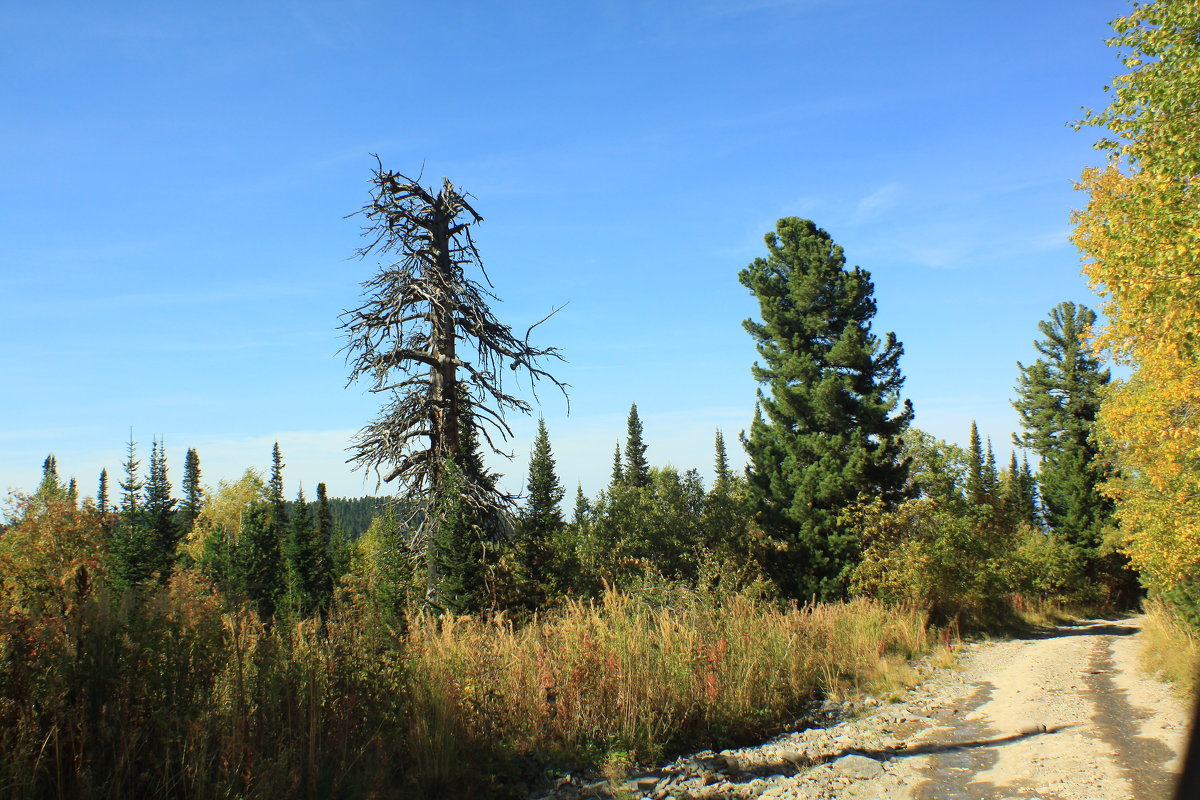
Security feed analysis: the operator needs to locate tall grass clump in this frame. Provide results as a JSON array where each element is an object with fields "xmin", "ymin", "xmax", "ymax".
[
  {"xmin": 404, "ymin": 588, "xmax": 929, "ymax": 774},
  {"xmin": 1141, "ymin": 595, "xmax": 1200, "ymax": 697}
]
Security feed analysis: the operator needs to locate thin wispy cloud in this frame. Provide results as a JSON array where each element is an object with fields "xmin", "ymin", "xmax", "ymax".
[{"xmin": 854, "ymin": 183, "xmax": 901, "ymax": 220}]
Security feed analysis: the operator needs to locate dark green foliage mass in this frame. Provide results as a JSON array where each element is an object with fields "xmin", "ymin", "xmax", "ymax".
[
  {"xmin": 623, "ymin": 404, "xmax": 650, "ymax": 488},
  {"xmin": 286, "ymin": 488, "xmax": 333, "ymax": 614},
  {"xmin": 97, "ymin": 468, "xmax": 110, "ymax": 515},
  {"xmin": 233, "ymin": 504, "xmax": 285, "ymax": 619},
  {"xmin": 572, "ymin": 484, "xmax": 589, "ymax": 527},
  {"xmin": 739, "ymin": 217, "xmax": 913, "ymax": 600},
  {"xmin": 37, "ymin": 455, "xmax": 60, "ymax": 499},
  {"xmin": 1013, "ymin": 303, "xmax": 1117, "ymax": 575},
  {"xmin": 516, "ymin": 418, "xmax": 565, "ymax": 605},
  {"xmin": 180, "ymin": 447, "xmax": 202, "ymax": 529},
  {"xmin": 966, "ymin": 421, "xmax": 985, "ymax": 504},
  {"xmin": 109, "ymin": 435, "xmax": 155, "ymax": 588},
  {"xmin": 144, "ymin": 440, "xmax": 179, "ymax": 582},
  {"xmin": 426, "ymin": 461, "xmax": 487, "ymax": 615}
]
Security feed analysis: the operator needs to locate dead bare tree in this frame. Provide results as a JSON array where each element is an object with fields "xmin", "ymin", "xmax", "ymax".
[{"xmin": 340, "ymin": 159, "xmax": 566, "ymax": 604}]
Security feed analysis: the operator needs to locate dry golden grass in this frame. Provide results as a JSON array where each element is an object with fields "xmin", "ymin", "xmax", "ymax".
[
  {"xmin": 405, "ymin": 589, "xmax": 930, "ymax": 772},
  {"xmin": 1140, "ymin": 598, "xmax": 1200, "ymax": 698},
  {"xmin": 0, "ymin": 497, "xmax": 934, "ymax": 799}
]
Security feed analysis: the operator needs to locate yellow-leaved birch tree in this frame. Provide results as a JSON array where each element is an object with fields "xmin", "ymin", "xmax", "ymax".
[{"xmin": 1072, "ymin": 0, "xmax": 1200, "ymax": 589}]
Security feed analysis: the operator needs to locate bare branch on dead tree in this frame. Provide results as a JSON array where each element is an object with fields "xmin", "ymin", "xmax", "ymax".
[{"xmin": 340, "ymin": 158, "xmax": 567, "ymax": 552}]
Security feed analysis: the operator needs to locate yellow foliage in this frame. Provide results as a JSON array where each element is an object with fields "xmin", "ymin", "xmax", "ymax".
[
  {"xmin": 184, "ymin": 469, "xmax": 267, "ymax": 561},
  {"xmin": 1072, "ymin": 0, "xmax": 1200, "ymax": 591}
]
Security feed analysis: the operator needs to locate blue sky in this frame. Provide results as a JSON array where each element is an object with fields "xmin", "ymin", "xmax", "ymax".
[{"xmin": 2, "ymin": 0, "xmax": 1127, "ymax": 503}]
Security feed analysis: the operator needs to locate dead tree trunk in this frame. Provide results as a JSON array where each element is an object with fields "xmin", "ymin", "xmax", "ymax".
[{"xmin": 341, "ymin": 159, "xmax": 566, "ymax": 609}]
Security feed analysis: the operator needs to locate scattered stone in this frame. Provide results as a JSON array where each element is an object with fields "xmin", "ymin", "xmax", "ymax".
[{"xmin": 831, "ymin": 753, "xmax": 884, "ymax": 780}]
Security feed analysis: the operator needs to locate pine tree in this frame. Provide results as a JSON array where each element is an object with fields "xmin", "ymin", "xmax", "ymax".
[
  {"xmin": 66, "ymin": 477, "xmax": 78, "ymax": 505},
  {"xmin": 98, "ymin": 469, "xmax": 110, "ymax": 515},
  {"xmin": 1013, "ymin": 302, "xmax": 1113, "ymax": 561},
  {"xmin": 739, "ymin": 218, "xmax": 913, "ymax": 600},
  {"xmin": 623, "ymin": 404, "xmax": 650, "ymax": 488},
  {"xmin": 517, "ymin": 418, "xmax": 565, "ymax": 604},
  {"xmin": 181, "ymin": 447, "xmax": 203, "ymax": 529}
]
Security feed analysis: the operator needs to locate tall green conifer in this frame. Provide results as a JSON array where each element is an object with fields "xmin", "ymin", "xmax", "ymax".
[
  {"xmin": 966, "ymin": 422, "xmax": 985, "ymax": 504},
  {"xmin": 572, "ymin": 483, "xmax": 589, "ymax": 527},
  {"xmin": 98, "ymin": 468, "xmax": 110, "ymax": 515},
  {"xmin": 739, "ymin": 217, "xmax": 913, "ymax": 600},
  {"xmin": 144, "ymin": 439, "xmax": 179, "ymax": 581},
  {"xmin": 181, "ymin": 447, "xmax": 202, "ymax": 528},
  {"xmin": 37, "ymin": 455, "xmax": 61, "ymax": 499},
  {"xmin": 1013, "ymin": 302, "xmax": 1114, "ymax": 564},
  {"xmin": 517, "ymin": 418, "xmax": 564, "ymax": 603},
  {"xmin": 623, "ymin": 404, "xmax": 650, "ymax": 488}
]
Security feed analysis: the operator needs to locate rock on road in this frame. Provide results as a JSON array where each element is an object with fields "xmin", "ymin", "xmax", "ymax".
[{"xmin": 544, "ymin": 618, "xmax": 1193, "ymax": 800}]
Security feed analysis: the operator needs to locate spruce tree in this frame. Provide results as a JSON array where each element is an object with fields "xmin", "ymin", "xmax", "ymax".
[
  {"xmin": 610, "ymin": 443, "xmax": 624, "ymax": 488},
  {"xmin": 1018, "ymin": 454, "xmax": 1039, "ymax": 527},
  {"xmin": 983, "ymin": 437, "xmax": 998, "ymax": 500},
  {"xmin": 316, "ymin": 482, "xmax": 346, "ymax": 594},
  {"xmin": 703, "ymin": 429, "xmax": 750, "ymax": 561},
  {"xmin": 181, "ymin": 447, "xmax": 203, "ymax": 529},
  {"xmin": 712, "ymin": 430, "xmax": 732, "ymax": 496},
  {"xmin": 1002, "ymin": 451, "xmax": 1022, "ymax": 524},
  {"xmin": 572, "ymin": 483, "xmax": 589, "ymax": 527},
  {"xmin": 517, "ymin": 418, "xmax": 565, "ymax": 603},
  {"xmin": 112, "ymin": 433, "xmax": 154, "ymax": 587},
  {"xmin": 268, "ymin": 442, "xmax": 286, "ymax": 509},
  {"xmin": 739, "ymin": 217, "xmax": 913, "ymax": 600},
  {"xmin": 67, "ymin": 477, "xmax": 78, "ymax": 505},
  {"xmin": 426, "ymin": 461, "xmax": 486, "ymax": 614},
  {"xmin": 119, "ymin": 435, "xmax": 143, "ymax": 515},
  {"xmin": 965, "ymin": 421, "xmax": 985, "ymax": 504},
  {"xmin": 143, "ymin": 439, "xmax": 179, "ymax": 581},
  {"xmin": 233, "ymin": 503, "xmax": 284, "ymax": 619},
  {"xmin": 265, "ymin": 443, "xmax": 290, "ymax": 598},
  {"xmin": 1013, "ymin": 302, "xmax": 1113, "ymax": 562},
  {"xmin": 287, "ymin": 487, "xmax": 330, "ymax": 614},
  {"xmin": 37, "ymin": 455, "xmax": 61, "ymax": 499},
  {"xmin": 98, "ymin": 469, "xmax": 110, "ymax": 515},
  {"xmin": 623, "ymin": 404, "xmax": 650, "ymax": 488}
]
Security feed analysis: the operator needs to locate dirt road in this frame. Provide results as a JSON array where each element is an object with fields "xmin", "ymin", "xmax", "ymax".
[{"xmin": 546, "ymin": 617, "xmax": 1193, "ymax": 800}]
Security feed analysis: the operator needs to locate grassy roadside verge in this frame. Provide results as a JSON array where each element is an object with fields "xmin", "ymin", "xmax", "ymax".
[
  {"xmin": 1139, "ymin": 597, "xmax": 1200, "ymax": 698},
  {"xmin": 0, "ymin": 582, "xmax": 933, "ymax": 799}
]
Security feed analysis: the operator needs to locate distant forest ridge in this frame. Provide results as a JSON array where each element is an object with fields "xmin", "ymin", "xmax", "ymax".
[{"xmin": 283, "ymin": 495, "xmax": 392, "ymax": 539}]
